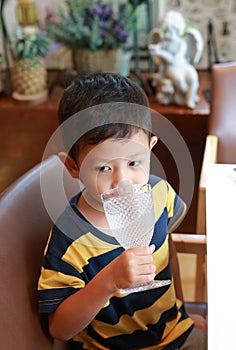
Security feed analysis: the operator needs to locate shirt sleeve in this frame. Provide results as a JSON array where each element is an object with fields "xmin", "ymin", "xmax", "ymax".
[
  {"xmin": 149, "ymin": 174, "xmax": 187, "ymax": 233},
  {"xmin": 166, "ymin": 182, "xmax": 187, "ymax": 232},
  {"xmin": 37, "ymin": 226, "xmax": 85, "ymax": 314}
]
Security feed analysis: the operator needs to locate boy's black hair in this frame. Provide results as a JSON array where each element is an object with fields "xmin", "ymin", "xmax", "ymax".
[{"xmin": 58, "ymin": 72, "xmax": 151, "ymax": 160}]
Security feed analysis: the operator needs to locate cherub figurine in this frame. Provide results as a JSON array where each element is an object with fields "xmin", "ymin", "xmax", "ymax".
[{"xmin": 148, "ymin": 11, "xmax": 203, "ymax": 109}]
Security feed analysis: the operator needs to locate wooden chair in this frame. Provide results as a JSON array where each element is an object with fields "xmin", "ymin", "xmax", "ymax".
[
  {"xmin": 0, "ymin": 155, "xmax": 206, "ymax": 349},
  {"xmin": 196, "ymin": 61, "xmax": 236, "ymax": 301}
]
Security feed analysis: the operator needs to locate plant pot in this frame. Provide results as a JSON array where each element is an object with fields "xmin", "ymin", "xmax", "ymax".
[
  {"xmin": 72, "ymin": 48, "xmax": 122, "ymax": 74},
  {"xmin": 12, "ymin": 56, "xmax": 48, "ymax": 103}
]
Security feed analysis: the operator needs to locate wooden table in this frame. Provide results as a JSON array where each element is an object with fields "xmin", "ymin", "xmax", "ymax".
[
  {"xmin": 206, "ymin": 164, "xmax": 236, "ymax": 349},
  {"xmin": 0, "ymin": 70, "xmax": 210, "ymax": 232},
  {"xmin": 0, "ymin": 93, "xmax": 60, "ymax": 193}
]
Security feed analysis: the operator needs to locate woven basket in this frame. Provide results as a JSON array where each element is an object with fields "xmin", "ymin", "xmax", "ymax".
[{"xmin": 72, "ymin": 48, "xmax": 122, "ymax": 74}]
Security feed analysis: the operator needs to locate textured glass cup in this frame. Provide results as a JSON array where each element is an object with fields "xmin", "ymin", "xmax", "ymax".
[{"xmin": 101, "ymin": 183, "xmax": 171, "ymax": 294}]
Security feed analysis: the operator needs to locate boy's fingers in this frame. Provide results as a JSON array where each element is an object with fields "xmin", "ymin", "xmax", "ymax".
[{"xmin": 128, "ymin": 244, "xmax": 155, "ymax": 255}]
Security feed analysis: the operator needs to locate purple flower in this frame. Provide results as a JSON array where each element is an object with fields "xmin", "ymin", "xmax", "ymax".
[
  {"xmin": 100, "ymin": 29, "xmax": 107, "ymax": 39},
  {"xmin": 100, "ymin": 5, "xmax": 113, "ymax": 21},
  {"xmin": 46, "ymin": 1, "xmax": 134, "ymax": 50},
  {"xmin": 99, "ymin": 21, "xmax": 109, "ymax": 31},
  {"xmin": 92, "ymin": 4, "xmax": 103, "ymax": 16},
  {"xmin": 62, "ymin": 12, "xmax": 70, "ymax": 20},
  {"xmin": 114, "ymin": 26, "xmax": 128, "ymax": 42}
]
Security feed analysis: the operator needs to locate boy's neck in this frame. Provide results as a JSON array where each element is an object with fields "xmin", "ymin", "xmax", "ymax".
[{"xmin": 78, "ymin": 193, "xmax": 112, "ymax": 235}]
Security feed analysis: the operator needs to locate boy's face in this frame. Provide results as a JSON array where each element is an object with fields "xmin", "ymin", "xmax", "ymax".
[{"xmin": 63, "ymin": 130, "xmax": 157, "ymax": 212}]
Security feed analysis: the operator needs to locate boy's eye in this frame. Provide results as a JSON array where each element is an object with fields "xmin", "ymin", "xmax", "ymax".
[
  {"xmin": 98, "ymin": 165, "xmax": 110, "ymax": 172},
  {"xmin": 129, "ymin": 161, "xmax": 139, "ymax": 167}
]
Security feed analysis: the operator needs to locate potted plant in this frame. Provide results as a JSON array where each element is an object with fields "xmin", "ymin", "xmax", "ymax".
[
  {"xmin": 46, "ymin": 0, "xmax": 136, "ymax": 74},
  {"xmin": 12, "ymin": 27, "xmax": 51, "ymax": 102}
]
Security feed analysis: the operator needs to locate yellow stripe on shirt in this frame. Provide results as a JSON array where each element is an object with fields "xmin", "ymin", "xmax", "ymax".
[
  {"xmin": 62, "ymin": 232, "xmax": 118, "ymax": 273},
  {"xmin": 151, "ymin": 180, "xmax": 168, "ymax": 222},
  {"xmin": 38, "ymin": 268, "xmax": 85, "ymax": 290}
]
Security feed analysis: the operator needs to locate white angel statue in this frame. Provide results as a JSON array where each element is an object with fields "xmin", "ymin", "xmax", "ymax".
[{"xmin": 148, "ymin": 11, "xmax": 203, "ymax": 109}]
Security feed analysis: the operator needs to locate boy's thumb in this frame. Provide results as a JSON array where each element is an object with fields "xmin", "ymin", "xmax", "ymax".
[{"xmin": 149, "ymin": 244, "xmax": 156, "ymax": 253}]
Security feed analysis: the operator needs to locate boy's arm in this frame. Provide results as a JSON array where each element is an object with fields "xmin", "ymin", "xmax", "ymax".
[
  {"xmin": 48, "ymin": 245, "xmax": 155, "ymax": 341},
  {"xmin": 48, "ymin": 260, "xmax": 116, "ymax": 341}
]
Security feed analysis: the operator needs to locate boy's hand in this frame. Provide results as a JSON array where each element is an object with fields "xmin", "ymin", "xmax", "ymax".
[{"xmin": 109, "ymin": 244, "xmax": 156, "ymax": 291}]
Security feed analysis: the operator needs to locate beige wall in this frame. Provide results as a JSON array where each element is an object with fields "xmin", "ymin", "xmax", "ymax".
[{"xmin": 165, "ymin": 0, "xmax": 236, "ymax": 69}]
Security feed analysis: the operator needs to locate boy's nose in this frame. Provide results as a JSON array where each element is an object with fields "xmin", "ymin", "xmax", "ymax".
[{"xmin": 111, "ymin": 169, "xmax": 130, "ymax": 189}]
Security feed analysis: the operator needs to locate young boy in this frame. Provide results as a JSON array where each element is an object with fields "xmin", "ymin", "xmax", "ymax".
[{"xmin": 38, "ymin": 72, "xmax": 206, "ymax": 349}]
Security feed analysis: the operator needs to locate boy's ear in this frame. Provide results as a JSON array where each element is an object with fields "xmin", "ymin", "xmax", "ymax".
[
  {"xmin": 150, "ymin": 136, "xmax": 158, "ymax": 150},
  {"xmin": 58, "ymin": 152, "xmax": 80, "ymax": 178}
]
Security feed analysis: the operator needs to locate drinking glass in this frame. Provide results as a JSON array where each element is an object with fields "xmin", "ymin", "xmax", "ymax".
[{"xmin": 101, "ymin": 183, "xmax": 171, "ymax": 294}]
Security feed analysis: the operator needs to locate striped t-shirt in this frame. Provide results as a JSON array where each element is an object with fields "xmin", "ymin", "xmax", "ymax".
[{"xmin": 38, "ymin": 175, "xmax": 193, "ymax": 349}]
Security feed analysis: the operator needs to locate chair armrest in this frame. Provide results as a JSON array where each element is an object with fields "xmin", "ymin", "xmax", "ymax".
[
  {"xmin": 199, "ymin": 134, "xmax": 218, "ymax": 189},
  {"xmin": 171, "ymin": 233, "xmax": 206, "ymax": 254},
  {"xmin": 172, "ymin": 233, "xmax": 207, "ymax": 303},
  {"xmin": 196, "ymin": 134, "xmax": 218, "ymax": 233}
]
